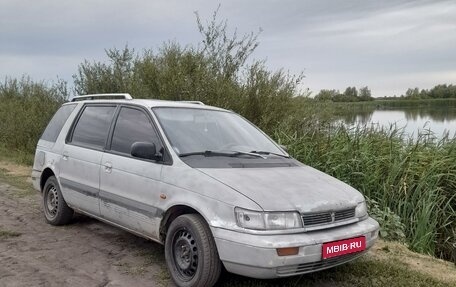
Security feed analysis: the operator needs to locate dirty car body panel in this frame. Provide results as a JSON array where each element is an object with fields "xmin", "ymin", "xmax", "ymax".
[{"xmin": 32, "ymin": 96, "xmax": 380, "ymax": 279}]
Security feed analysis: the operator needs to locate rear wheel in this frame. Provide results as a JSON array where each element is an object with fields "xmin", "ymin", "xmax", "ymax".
[
  {"xmin": 43, "ymin": 176, "xmax": 73, "ymax": 225},
  {"xmin": 165, "ymin": 214, "xmax": 221, "ymax": 287}
]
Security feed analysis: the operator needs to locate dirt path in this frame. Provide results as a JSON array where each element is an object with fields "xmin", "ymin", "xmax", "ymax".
[{"xmin": 0, "ymin": 181, "xmax": 171, "ymax": 287}]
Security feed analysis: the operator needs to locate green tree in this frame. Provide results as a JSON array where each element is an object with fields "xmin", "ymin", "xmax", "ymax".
[
  {"xmin": 343, "ymin": 86, "xmax": 358, "ymax": 101},
  {"xmin": 195, "ymin": 7, "xmax": 260, "ymax": 80},
  {"xmin": 315, "ymin": 89, "xmax": 339, "ymax": 101},
  {"xmin": 72, "ymin": 8, "xmax": 304, "ymax": 134},
  {"xmin": 405, "ymin": 87, "xmax": 420, "ymax": 99},
  {"xmin": 73, "ymin": 46, "xmax": 136, "ymax": 95},
  {"xmin": 358, "ymin": 86, "xmax": 373, "ymax": 101}
]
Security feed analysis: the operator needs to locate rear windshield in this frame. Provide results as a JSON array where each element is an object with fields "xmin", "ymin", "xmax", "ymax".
[{"xmin": 40, "ymin": 104, "xmax": 76, "ymax": 142}]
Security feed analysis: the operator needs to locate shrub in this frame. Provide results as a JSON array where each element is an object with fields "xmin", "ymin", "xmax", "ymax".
[
  {"xmin": 0, "ymin": 76, "xmax": 67, "ymax": 158},
  {"xmin": 367, "ymin": 197, "xmax": 406, "ymax": 241}
]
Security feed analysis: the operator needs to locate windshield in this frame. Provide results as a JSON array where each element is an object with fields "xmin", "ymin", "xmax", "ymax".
[{"xmin": 153, "ymin": 107, "xmax": 286, "ymax": 156}]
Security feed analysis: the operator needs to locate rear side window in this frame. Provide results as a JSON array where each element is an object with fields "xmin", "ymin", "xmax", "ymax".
[
  {"xmin": 41, "ymin": 104, "xmax": 76, "ymax": 142},
  {"xmin": 110, "ymin": 107, "xmax": 162, "ymax": 154},
  {"xmin": 70, "ymin": 105, "xmax": 116, "ymax": 149}
]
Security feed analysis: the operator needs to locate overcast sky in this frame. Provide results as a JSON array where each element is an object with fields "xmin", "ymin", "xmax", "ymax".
[{"xmin": 1, "ymin": 0, "xmax": 455, "ymax": 97}]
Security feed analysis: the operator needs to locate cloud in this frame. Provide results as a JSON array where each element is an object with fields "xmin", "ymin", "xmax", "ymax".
[
  {"xmin": 248, "ymin": 0, "xmax": 456, "ymax": 96},
  {"xmin": 0, "ymin": 0, "xmax": 455, "ymax": 97}
]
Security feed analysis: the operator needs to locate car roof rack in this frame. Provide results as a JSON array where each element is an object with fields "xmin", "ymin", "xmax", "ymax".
[
  {"xmin": 180, "ymin": 101, "xmax": 205, "ymax": 105},
  {"xmin": 70, "ymin": 93, "xmax": 133, "ymax": 102}
]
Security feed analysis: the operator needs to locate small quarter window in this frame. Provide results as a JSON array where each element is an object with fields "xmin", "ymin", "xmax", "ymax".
[
  {"xmin": 70, "ymin": 105, "xmax": 116, "ymax": 149},
  {"xmin": 111, "ymin": 107, "xmax": 161, "ymax": 155},
  {"xmin": 41, "ymin": 104, "xmax": 76, "ymax": 142}
]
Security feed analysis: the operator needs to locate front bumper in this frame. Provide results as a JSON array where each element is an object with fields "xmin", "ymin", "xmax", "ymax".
[{"xmin": 212, "ymin": 217, "xmax": 379, "ymax": 279}]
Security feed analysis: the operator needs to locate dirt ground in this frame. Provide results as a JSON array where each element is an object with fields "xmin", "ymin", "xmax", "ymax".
[{"xmin": 0, "ymin": 181, "xmax": 172, "ymax": 287}]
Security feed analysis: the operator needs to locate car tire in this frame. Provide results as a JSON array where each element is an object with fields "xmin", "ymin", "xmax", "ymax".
[
  {"xmin": 42, "ymin": 176, "xmax": 74, "ymax": 225},
  {"xmin": 165, "ymin": 214, "xmax": 221, "ymax": 287}
]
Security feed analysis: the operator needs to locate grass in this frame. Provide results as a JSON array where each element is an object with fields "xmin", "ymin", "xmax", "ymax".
[
  {"xmin": 372, "ymin": 98, "xmax": 456, "ymax": 107},
  {"xmin": 217, "ymin": 258, "xmax": 451, "ymax": 287},
  {"xmin": 318, "ymin": 98, "xmax": 456, "ymax": 111},
  {"xmin": 113, "ymin": 244, "xmax": 170, "ymax": 286},
  {"xmin": 0, "ymin": 145, "xmax": 34, "ymax": 166},
  {"xmin": 0, "ymin": 168, "xmax": 34, "ymax": 198},
  {"xmin": 0, "ymin": 228, "xmax": 21, "ymax": 239},
  {"xmin": 0, "ymin": 147, "xmax": 35, "ymax": 198},
  {"xmin": 135, "ymin": 245, "xmax": 172, "ymax": 286}
]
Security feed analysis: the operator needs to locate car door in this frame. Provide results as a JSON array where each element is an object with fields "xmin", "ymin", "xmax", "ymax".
[
  {"xmin": 59, "ymin": 104, "xmax": 117, "ymax": 216},
  {"xmin": 99, "ymin": 105, "xmax": 166, "ymax": 239}
]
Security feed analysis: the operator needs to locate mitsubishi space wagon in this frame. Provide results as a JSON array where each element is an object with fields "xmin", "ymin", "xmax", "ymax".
[{"xmin": 32, "ymin": 93, "xmax": 379, "ymax": 287}]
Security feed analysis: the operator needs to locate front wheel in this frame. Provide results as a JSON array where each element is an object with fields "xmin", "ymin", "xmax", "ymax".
[
  {"xmin": 42, "ymin": 176, "xmax": 74, "ymax": 225},
  {"xmin": 165, "ymin": 214, "xmax": 221, "ymax": 287}
]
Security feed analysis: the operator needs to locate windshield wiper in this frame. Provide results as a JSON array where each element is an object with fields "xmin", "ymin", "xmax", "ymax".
[
  {"xmin": 249, "ymin": 150, "xmax": 290, "ymax": 158},
  {"xmin": 179, "ymin": 151, "xmax": 234, "ymax": 157},
  {"xmin": 230, "ymin": 150, "xmax": 267, "ymax": 159},
  {"xmin": 179, "ymin": 150, "xmax": 266, "ymax": 159}
]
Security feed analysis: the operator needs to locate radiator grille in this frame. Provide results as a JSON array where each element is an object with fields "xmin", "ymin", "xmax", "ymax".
[{"xmin": 302, "ymin": 208, "xmax": 356, "ymax": 227}]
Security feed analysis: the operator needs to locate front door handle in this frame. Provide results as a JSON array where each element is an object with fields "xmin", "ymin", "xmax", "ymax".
[
  {"xmin": 104, "ymin": 162, "xmax": 112, "ymax": 173},
  {"xmin": 62, "ymin": 152, "xmax": 69, "ymax": 161}
]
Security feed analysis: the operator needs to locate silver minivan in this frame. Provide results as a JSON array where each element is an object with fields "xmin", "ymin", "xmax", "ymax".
[{"xmin": 32, "ymin": 94, "xmax": 379, "ymax": 287}]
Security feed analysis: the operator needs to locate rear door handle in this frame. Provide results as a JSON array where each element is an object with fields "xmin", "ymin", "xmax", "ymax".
[{"xmin": 104, "ymin": 162, "xmax": 112, "ymax": 173}]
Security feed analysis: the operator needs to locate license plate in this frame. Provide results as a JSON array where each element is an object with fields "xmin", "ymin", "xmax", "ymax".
[{"xmin": 322, "ymin": 236, "xmax": 366, "ymax": 259}]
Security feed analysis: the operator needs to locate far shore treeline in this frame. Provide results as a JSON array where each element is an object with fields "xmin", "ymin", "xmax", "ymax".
[
  {"xmin": 314, "ymin": 84, "xmax": 456, "ymax": 102},
  {"xmin": 0, "ymin": 11, "xmax": 455, "ymax": 262}
]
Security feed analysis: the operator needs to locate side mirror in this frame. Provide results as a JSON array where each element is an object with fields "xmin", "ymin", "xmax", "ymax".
[
  {"xmin": 279, "ymin": 144, "xmax": 288, "ymax": 152},
  {"xmin": 131, "ymin": 142, "xmax": 162, "ymax": 161}
]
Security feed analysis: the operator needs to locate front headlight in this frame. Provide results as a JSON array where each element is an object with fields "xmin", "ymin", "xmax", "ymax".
[
  {"xmin": 235, "ymin": 207, "xmax": 302, "ymax": 230},
  {"xmin": 355, "ymin": 201, "xmax": 368, "ymax": 219}
]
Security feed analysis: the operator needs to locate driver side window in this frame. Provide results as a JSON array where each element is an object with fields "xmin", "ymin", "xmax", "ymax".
[{"xmin": 110, "ymin": 107, "xmax": 162, "ymax": 155}]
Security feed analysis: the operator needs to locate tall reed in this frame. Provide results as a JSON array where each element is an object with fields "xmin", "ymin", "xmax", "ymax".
[{"xmin": 276, "ymin": 123, "xmax": 456, "ymax": 260}]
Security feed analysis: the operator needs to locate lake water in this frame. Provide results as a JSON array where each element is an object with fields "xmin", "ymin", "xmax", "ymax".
[{"xmin": 341, "ymin": 106, "xmax": 456, "ymax": 139}]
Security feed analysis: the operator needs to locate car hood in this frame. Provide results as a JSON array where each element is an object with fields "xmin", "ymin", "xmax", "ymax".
[{"xmin": 197, "ymin": 166, "xmax": 364, "ymax": 212}]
